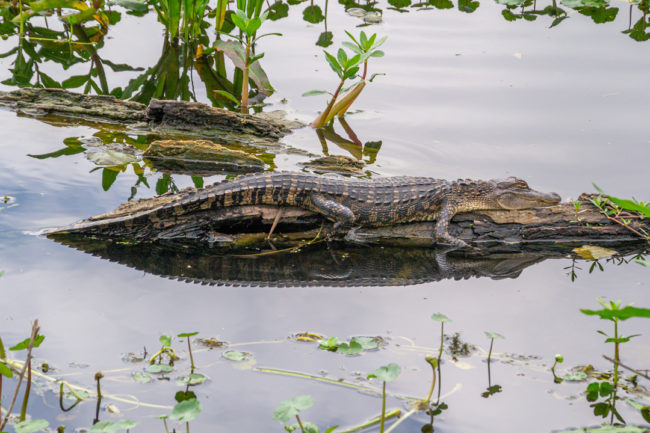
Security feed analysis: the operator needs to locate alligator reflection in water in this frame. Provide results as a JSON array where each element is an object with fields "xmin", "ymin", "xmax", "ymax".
[{"xmin": 48, "ymin": 235, "xmax": 561, "ymax": 286}]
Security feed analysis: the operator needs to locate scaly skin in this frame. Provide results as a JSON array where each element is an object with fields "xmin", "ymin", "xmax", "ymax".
[{"xmin": 54, "ymin": 172, "xmax": 561, "ymax": 246}]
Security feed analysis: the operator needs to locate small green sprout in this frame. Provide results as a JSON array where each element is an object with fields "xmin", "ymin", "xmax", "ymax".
[{"xmin": 368, "ymin": 363, "xmax": 401, "ymax": 433}]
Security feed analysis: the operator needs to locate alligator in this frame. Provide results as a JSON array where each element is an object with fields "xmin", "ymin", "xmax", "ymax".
[{"xmin": 49, "ymin": 172, "xmax": 561, "ymax": 246}]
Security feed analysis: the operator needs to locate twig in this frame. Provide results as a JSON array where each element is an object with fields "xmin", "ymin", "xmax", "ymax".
[
  {"xmin": 603, "ymin": 355, "xmax": 650, "ymax": 381},
  {"xmin": 0, "ymin": 319, "xmax": 39, "ymax": 431}
]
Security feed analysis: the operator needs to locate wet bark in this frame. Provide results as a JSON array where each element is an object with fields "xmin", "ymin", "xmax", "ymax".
[
  {"xmin": 0, "ymin": 88, "xmax": 301, "ymax": 140},
  {"xmin": 49, "ymin": 194, "xmax": 649, "ymax": 250}
]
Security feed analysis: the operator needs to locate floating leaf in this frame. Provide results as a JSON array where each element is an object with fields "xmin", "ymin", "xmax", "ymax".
[
  {"xmin": 223, "ymin": 350, "xmax": 249, "ymax": 361},
  {"xmin": 573, "ymin": 245, "xmax": 617, "ymax": 260},
  {"xmin": 303, "ymin": 5, "xmax": 324, "ymax": 22},
  {"xmin": 15, "ymin": 420, "xmax": 49, "ymax": 433},
  {"xmin": 170, "ymin": 398, "xmax": 202, "ymax": 422},
  {"xmin": 273, "ymin": 395, "xmax": 314, "ymax": 422},
  {"xmin": 562, "ymin": 371, "xmax": 588, "ymax": 382},
  {"xmin": 368, "ymin": 363, "xmax": 401, "ymax": 382},
  {"xmin": 132, "ymin": 371, "xmax": 153, "ymax": 383},
  {"xmin": 351, "ymin": 336, "xmax": 379, "ymax": 350},
  {"xmin": 337, "ymin": 340, "xmax": 363, "ymax": 355},
  {"xmin": 146, "ymin": 364, "xmax": 173, "ymax": 374},
  {"xmin": 176, "ymin": 373, "xmax": 208, "ymax": 386},
  {"xmin": 636, "ymin": 259, "xmax": 650, "ymax": 266}
]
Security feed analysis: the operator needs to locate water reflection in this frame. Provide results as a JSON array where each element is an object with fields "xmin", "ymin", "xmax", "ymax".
[{"xmin": 39, "ymin": 236, "xmax": 615, "ymax": 286}]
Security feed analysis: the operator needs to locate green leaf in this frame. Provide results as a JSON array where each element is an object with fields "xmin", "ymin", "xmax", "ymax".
[
  {"xmin": 213, "ymin": 39, "xmax": 274, "ymax": 95},
  {"xmin": 343, "ymin": 66, "xmax": 359, "ymax": 80},
  {"xmin": 224, "ymin": 350, "xmax": 250, "ymax": 361},
  {"xmin": 213, "ymin": 90, "xmax": 241, "ymax": 104},
  {"xmin": 318, "ymin": 337, "xmax": 339, "ymax": 351},
  {"xmin": 273, "ymin": 395, "xmax": 314, "ymax": 422},
  {"xmin": 337, "ymin": 340, "xmax": 363, "ymax": 355},
  {"xmin": 0, "ymin": 361, "xmax": 13, "ymax": 378},
  {"xmin": 132, "ymin": 371, "xmax": 152, "ymax": 383},
  {"xmin": 39, "ymin": 72, "xmax": 61, "ymax": 88},
  {"xmin": 170, "ymin": 398, "xmax": 202, "ymax": 422},
  {"xmin": 580, "ymin": 306, "xmax": 650, "ymax": 321},
  {"xmin": 316, "ymin": 31, "xmax": 333, "ymax": 47},
  {"xmin": 484, "ymin": 332, "xmax": 505, "ymax": 340},
  {"xmin": 177, "ymin": 332, "xmax": 199, "ymax": 338},
  {"xmin": 636, "ymin": 259, "xmax": 650, "ymax": 267},
  {"xmin": 160, "ymin": 335, "xmax": 172, "ymax": 346},
  {"xmin": 146, "ymin": 364, "xmax": 173, "ymax": 374},
  {"xmin": 431, "ymin": 313, "xmax": 452, "ymax": 323},
  {"xmin": 15, "ymin": 420, "xmax": 49, "ymax": 433},
  {"xmin": 176, "ymin": 373, "xmax": 208, "ymax": 386},
  {"xmin": 231, "ymin": 13, "xmax": 247, "ymax": 32},
  {"xmin": 336, "ymin": 48, "xmax": 347, "ymax": 68},
  {"xmin": 562, "ymin": 371, "xmax": 588, "ymax": 382},
  {"xmin": 351, "ymin": 336, "xmax": 379, "ymax": 350},
  {"xmin": 248, "ymin": 53, "xmax": 265, "ymax": 65},
  {"xmin": 10, "ymin": 335, "xmax": 45, "ymax": 351},
  {"xmin": 246, "ymin": 16, "xmax": 262, "ymax": 35},
  {"xmin": 302, "ymin": 89, "xmax": 330, "ymax": 97},
  {"xmin": 61, "ymin": 75, "xmax": 88, "ymax": 89},
  {"xmin": 102, "ymin": 59, "xmax": 145, "ymax": 72},
  {"xmin": 302, "ymin": 5, "xmax": 324, "ymax": 23},
  {"xmin": 101, "ymin": 168, "xmax": 119, "ymax": 192},
  {"xmin": 90, "ymin": 421, "xmax": 114, "ymax": 432},
  {"xmin": 112, "ymin": 420, "xmax": 138, "ymax": 432},
  {"xmin": 175, "ymin": 390, "xmax": 197, "ymax": 402},
  {"xmin": 323, "ymin": 51, "xmax": 342, "ymax": 77},
  {"xmin": 368, "ymin": 363, "xmax": 401, "ymax": 382}
]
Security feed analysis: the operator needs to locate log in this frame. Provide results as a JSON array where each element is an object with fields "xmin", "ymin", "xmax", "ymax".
[
  {"xmin": 47, "ymin": 193, "xmax": 649, "ymax": 251},
  {"xmin": 0, "ymin": 88, "xmax": 303, "ymax": 143}
]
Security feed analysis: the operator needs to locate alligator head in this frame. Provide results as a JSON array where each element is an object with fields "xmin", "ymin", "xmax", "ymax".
[{"xmin": 491, "ymin": 177, "xmax": 561, "ymax": 210}]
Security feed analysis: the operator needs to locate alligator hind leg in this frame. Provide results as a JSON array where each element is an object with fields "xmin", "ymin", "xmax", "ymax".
[{"xmin": 309, "ymin": 193, "xmax": 356, "ymax": 237}]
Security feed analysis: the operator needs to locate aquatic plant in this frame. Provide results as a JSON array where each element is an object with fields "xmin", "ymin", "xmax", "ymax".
[
  {"xmin": 0, "ymin": 321, "xmax": 48, "ymax": 433},
  {"xmin": 367, "ymin": 363, "xmax": 401, "ymax": 433},
  {"xmin": 580, "ymin": 298, "xmax": 650, "ymax": 423},
  {"xmin": 177, "ymin": 331, "xmax": 199, "ymax": 372},
  {"xmin": 273, "ymin": 395, "xmax": 336, "ymax": 433},
  {"xmin": 210, "ymin": 0, "xmax": 281, "ymax": 112},
  {"xmin": 551, "ymin": 354, "xmax": 564, "ymax": 383},
  {"xmin": 305, "ymin": 31, "xmax": 386, "ymax": 128},
  {"xmin": 149, "ymin": 0, "xmax": 209, "ymax": 41},
  {"xmin": 431, "ymin": 313, "xmax": 451, "ymax": 361},
  {"xmin": 149, "ymin": 334, "xmax": 179, "ymax": 365},
  {"xmin": 484, "ymin": 331, "xmax": 504, "ymax": 363}
]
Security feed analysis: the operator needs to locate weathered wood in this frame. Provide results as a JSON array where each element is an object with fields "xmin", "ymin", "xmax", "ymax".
[
  {"xmin": 49, "ymin": 193, "xmax": 648, "ymax": 249},
  {"xmin": 0, "ymin": 88, "xmax": 302, "ymax": 142},
  {"xmin": 0, "ymin": 87, "xmax": 146, "ymax": 122},
  {"xmin": 143, "ymin": 139, "xmax": 265, "ymax": 175}
]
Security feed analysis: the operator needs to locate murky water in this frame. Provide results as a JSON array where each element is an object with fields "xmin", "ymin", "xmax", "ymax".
[{"xmin": 1, "ymin": 0, "xmax": 649, "ymax": 431}]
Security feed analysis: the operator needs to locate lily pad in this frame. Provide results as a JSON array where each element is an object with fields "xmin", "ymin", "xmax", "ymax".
[
  {"xmin": 146, "ymin": 364, "xmax": 173, "ymax": 374},
  {"xmin": 368, "ymin": 363, "xmax": 401, "ymax": 382},
  {"xmin": 170, "ymin": 398, "xmax": 202, "ymax": 422},
  {"xmin": 14, "ymin": 420, "xmax": 49, "ymax": 433},
  {"xmin": 132, "ymin": 371, "xmax": 153, "ymax": 383},
  {"xmin": 176, "ymin": 373, "xmax": 208, "ymax": 386}
]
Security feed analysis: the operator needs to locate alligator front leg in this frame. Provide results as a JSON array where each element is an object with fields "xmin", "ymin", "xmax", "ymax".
[
  {"xmin": 309, "ymin": 193, "xmax": 356, "ymax": 236},
  {"xmin": 434, "ymin": 200, "xmax": 469, "ymax": 248}
]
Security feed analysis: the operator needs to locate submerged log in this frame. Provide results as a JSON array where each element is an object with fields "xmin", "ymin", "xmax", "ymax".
[
  {"xmin": 47, "ymin": 193, "xmax": 649, "ymax": 250},
  {"xmin": 0, "ymin": 88, "xmax": 302, "ymax": 141}
]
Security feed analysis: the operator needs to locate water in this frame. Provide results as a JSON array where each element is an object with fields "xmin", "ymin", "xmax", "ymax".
[{"xmin": 0, "ymin": 0, "xmax": 649, "ymax": 431}]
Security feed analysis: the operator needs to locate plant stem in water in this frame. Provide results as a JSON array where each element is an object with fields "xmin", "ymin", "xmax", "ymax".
[
  {"xmin": 380, "ymin": 381, "xmax": 387, "ymax": 433},
  {"xmin": 296, "ymin": 414, "xmax": 306, "ymax": 433}
]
